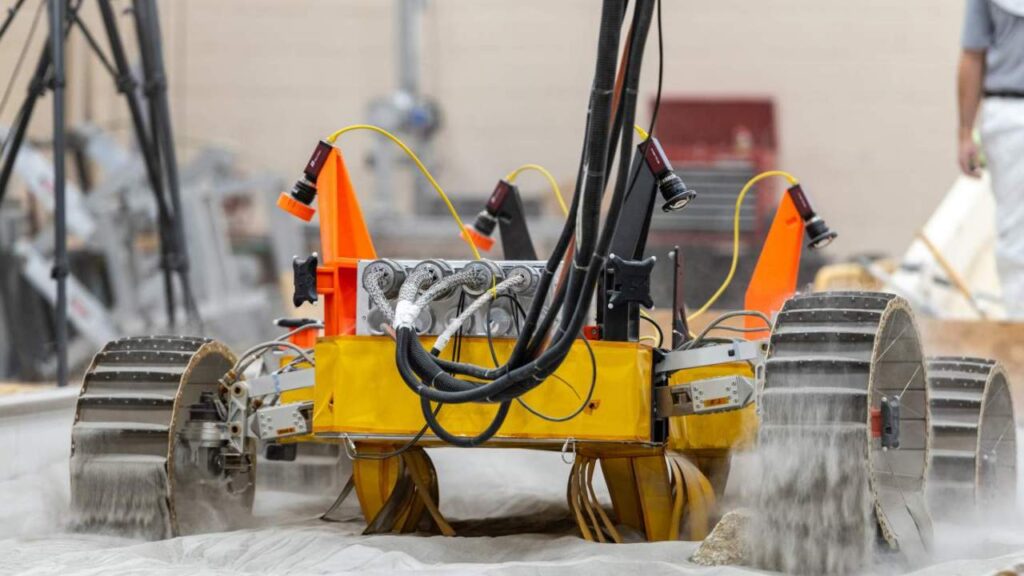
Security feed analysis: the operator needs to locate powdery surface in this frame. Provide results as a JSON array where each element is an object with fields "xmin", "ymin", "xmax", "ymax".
[{"xmin": 3, "ymin": 419, "xmax": 1024, "ymax": 575}]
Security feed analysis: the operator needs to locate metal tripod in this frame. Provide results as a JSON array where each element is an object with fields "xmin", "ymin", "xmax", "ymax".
[{"xmin": 0, "ymin": 0, "xmax": 200, "ymax": 386}]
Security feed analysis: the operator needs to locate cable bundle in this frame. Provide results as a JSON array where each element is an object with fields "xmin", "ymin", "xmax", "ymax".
[{"xmin": 383, "ymin": 0, "xmax": 659, "ymax": 447}]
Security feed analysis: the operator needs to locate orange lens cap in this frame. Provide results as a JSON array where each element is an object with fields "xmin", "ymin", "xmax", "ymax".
[
  {"xmin": 461, "ymin": 225, "xmax": 495, "ymax": 251},
  {"xmin": 277, "ymin": 192, "xmax": 316, "ymax": 221}
]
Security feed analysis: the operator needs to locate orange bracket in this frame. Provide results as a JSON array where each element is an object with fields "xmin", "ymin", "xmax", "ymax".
[
  {"xmin": 743, "ymin": 194, "xmax": 803, "ymax": 339},
  {"xmin": 277, "ymin": 147, "xmax": 377, "ymax": 337},
  {"xmin": 315, "ymin": 149, "xmax": 377, "ymax": 336},
  {"xmin": 288, "ymin": 324, "xmax": 319, "ymax": 349}
]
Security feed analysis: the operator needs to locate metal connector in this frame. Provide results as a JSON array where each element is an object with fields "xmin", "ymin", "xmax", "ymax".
[
  {"xmin": 656, "ymin": 375, "xmax": 756, "ymax": 418},
  {"xmin": 255, "ymin": 401, "xmax": 313, "ymax": 440}
]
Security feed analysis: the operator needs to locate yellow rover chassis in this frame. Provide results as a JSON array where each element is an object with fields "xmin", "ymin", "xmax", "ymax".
[
  {"xmin": 311, "ymin": 335, "xmax": 653, "ymax": 443},
  {"xmin": 302, "ymin": 335, "xmax": 751, "ymax": 542}
]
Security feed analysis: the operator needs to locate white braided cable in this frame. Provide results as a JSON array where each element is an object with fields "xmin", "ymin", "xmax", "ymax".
[
  {"xmin": 394, "ymin": 268, "xmax": 433, "ymax": 329},
  {"xmin": 432, "ymin": 274, "xmax": 526, "ymax": 353},
  {"xmin": 414, "ymin": 268, "xmax": 480, "ymax": 308},
  {"xmin": 365, "ymin": 267, "xmax": 395, "ymax": 324},
  {"xmin": 394, "ymin": 266, "xmax": 483, "ymax": 329}
]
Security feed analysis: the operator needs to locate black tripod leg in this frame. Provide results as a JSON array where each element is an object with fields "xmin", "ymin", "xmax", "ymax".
[
  {"xmin": 47, "ymin": 0, "xmax": 68, "ymax": 387},
  {"xmin": 96, "ymin": 0, "xmax": 177, "ymax": 326},
  {"xmin": 133, "ymin": 0, "xmax": 200, "ymax": 328},
  {"xmin": 0, "ymin": 45, "xmax": 51, "ymax": 207}
]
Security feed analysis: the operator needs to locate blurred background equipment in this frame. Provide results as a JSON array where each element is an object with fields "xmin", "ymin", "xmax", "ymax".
[
  {"xmin": 815, "ymin": 175, "xmax": 1004, "ymax": 320},
  {"xmin": 0, "ymin": 121, "xmax": 282, "ymax": 381},
  {"xmin": 0, "ymin": 1, "xmax": 288, "ymax": 382},
  {"xmin": 0, "ymin": 0, "xmax": 199, "ymax": 386},
  {"xmin": 366, "ymin": 0, "xmax": 441, "ymax": 219}
]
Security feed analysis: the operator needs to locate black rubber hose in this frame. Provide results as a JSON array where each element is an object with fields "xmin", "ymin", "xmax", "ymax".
[
  {"xmin": 488, "ymin": 0, "xmax": 626, "ymax": 371},
  {"xmin": 419, "ymin": 396, "xmax": 511, "ymax": 448},
  {"xmin": 394, "ymin": 0, "xmax": 653, "ymax": 408},
  {"xmin": 523, "ymin": 0, "xmax": 652, "ymax": 365},
  {"xmin": 530, "ymin": 2, "xmax": 645, "ymax": 352},
  {"xmin": 541, "ymin": 0, "xmax": 629, "ymax": 357},
  {"xmin": 498, "ymin": 0, "xmax": 655, "ymax": 397},
  {"xmin": 427, "ymin": 157, "xmax": 586, "ymax": 380},
  {"xmin": 523, "ymin": 0, "xmax": 629, "ymax": 360},
  {"xmin": 397, "ymin": 327, "xmax": 522, "ymax": 403},
  {"xmin": 574, "ymin": 0, "xmax": 625, "ymax": 267},
  {"xmin": 416, "ymin": 0, "xmax": 624, "ymax": 380}
]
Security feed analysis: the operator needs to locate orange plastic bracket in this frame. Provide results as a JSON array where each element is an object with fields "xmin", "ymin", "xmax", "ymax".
[
  {"xmin": 743, "ymin": 194, "xmax": 803, "ymax": 339},
  {"xmin": 314, "ymin": 148, "xmax": 377, "ymax": 336}
]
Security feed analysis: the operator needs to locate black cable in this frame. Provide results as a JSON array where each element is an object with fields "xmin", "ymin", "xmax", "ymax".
[
  {"xmin": 451, "ymin": 291, "xmax": 466, "ymax": 362},
  {"xmin": 395, "ymin": 1, "xmax": 655, "ymax": 445},
  {"xmin": 406, "ymin": 0, "xmax": 629, "ymax": 381},
  {"xmin": 640, "ymin": 312, "xmax": 664, "ymax": 347},
  {"xmin": 516, "ymin": 331, "xmax": 596, "ymax": 423},
  {"xmin": 647, "ymin": 0, "xmax": 663, "ymax": 138},
  {"xmin": 419, "ymin": 395, "xmax": 511, "ymax": 448},
  {"xmin": 398, "ymin": 0, "xmax": 654, "ymax": 407},
  {"xmin": 487, "ymin": 294, "xmax": 580, "ymax": 401},
  {"xmin": 497, "ymin": 0, "xmax": 656, "ymax": 396},
  {"xmin": 544, "ymin": 0, "xmax": 635, "ymax": 344},
  {"xmin": 383, "ymin": 293, "xmax": 482, "ymax": 456},
  {"xmin": 0, "ymin": 0, "xmax": 43, "ymax": 121},
  {"xmin": 368, "ymin": 294, "xmax": 464, "ymax": 459},
  {"xmin": 0, "ymin": 0, "xmax": 29, "ymax": 44},
  {"xmin": 526, "ymin": 0, "xmax": 648, "ymax": 358},
  {"xmin": 574, "ymin": 0, "xmax": 627, "ymax": 267},
  {"xmin": 423, "ymin": 0, "xmax": 642, "ymax": 384},
  {"xmin": 416, "ymin": 296, "xmax": 521, "ymax": 450},
  {"xmin": 349, "ymin": 402, "xmax": 442, "ymax": 461}
]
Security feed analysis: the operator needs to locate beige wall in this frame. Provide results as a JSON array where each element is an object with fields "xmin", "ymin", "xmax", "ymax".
[{"xmin": 0, "ymin": 0, "xmax": 967, "ymax": 258}]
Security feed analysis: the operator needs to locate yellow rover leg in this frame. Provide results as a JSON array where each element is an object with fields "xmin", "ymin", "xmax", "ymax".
[
  {"xmin": 351, "ymin": 443, "xmax": 453, "ymax": 535},
  {"xmin": 567, "ymin": 445, "xmax": 716, "ymax": 542},
  {"xmin": 351, "ymin": 444, "xmax": 402, "ymax": 523}
]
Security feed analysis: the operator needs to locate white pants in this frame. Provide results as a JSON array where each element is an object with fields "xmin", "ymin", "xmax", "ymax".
[{"xmin": 981, "ymin": 97, "xmax": 1024, "ymax": 318}]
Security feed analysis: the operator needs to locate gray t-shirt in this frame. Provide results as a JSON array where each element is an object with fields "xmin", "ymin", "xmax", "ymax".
[{"xmin": 963, "ymin": 0, "xmax": 1024, "ymax": 92}]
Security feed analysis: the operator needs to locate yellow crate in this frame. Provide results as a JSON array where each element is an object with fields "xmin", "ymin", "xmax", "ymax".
[{"xmin": 313, "ymin": 335, "xmax": 654, "ymax": 444}]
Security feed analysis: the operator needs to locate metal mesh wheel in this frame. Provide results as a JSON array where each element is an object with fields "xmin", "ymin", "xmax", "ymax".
[{"xmin": 755, "ymin": 291, "xmax": 932, "ymax": 574}]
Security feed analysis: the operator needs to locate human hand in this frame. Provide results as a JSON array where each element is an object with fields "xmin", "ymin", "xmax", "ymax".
[{"xmin": 958, "ymin": 132, "xmax": 982, "ymax": 178}]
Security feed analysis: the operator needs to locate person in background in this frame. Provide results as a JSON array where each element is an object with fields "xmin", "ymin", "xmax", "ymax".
[{"xmin": 959, "ymin": 0, "xmax": 1024, "ymax": 317}]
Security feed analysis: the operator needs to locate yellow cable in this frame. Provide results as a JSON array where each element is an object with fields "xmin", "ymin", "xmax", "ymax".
[
  {"xmin": 505, "ymin": 163, "xmax": 567, "ymax": 217},
  {"xmin": 325, "ymin": 124, "xmax": 481, "ymax": 260},
  {"xmin": 686, "ymin": 170, "xmax": 799, "ymax": 322},
  {"xmin": 633, "ymin": 124, "xmax": 650, "ymax": 140}
]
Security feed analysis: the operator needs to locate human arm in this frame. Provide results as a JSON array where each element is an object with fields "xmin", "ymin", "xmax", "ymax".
[{"xmin": 958, "ymin": 50, "xmax": 985, "ymax": 177}]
